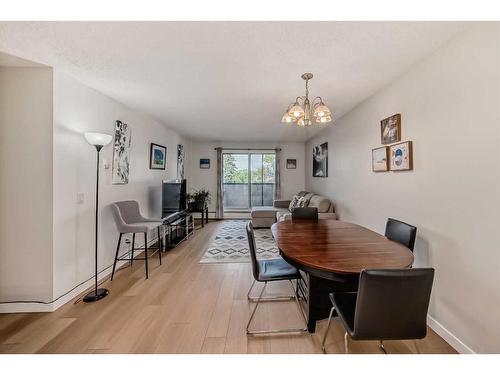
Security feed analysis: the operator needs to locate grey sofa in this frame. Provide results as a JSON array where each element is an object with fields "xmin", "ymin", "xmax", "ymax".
[{"xmin": 251, "ymin": 191, "xmax": 336, "ymax": 228}]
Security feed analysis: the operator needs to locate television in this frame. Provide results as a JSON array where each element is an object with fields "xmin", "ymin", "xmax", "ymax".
[{"xmin": 162, "ymin": 179, "xmax": 187, "ymax": 218}]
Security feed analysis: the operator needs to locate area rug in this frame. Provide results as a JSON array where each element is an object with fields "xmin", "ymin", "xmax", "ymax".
[{"xmin": 200, "ymin": 220, "xmax": 279, "ymax": 263}]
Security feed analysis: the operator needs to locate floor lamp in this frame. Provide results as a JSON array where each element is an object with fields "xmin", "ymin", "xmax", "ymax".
[{"xmin": 83, "ymin": 132, "xmax": 113, "ymax": 303}]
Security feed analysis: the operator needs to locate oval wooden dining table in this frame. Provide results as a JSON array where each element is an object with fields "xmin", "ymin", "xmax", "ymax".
[{"xmin": 271, "ymin": 219, "xmax": 414, "ymax": 332}]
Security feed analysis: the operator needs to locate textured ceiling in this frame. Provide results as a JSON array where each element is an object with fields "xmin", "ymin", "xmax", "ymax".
[{"xmin": 0, "ymin": 22, "xmax": 469, "ymax": 141}]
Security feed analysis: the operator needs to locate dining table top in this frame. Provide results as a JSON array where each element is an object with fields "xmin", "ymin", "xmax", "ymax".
[{"xmin": 271, "ymin": 219, "xmax": 414, "ymax": 275}]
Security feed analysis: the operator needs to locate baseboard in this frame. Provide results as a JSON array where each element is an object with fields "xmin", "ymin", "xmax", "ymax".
[
  {"xmin": 0, "ymin": 302, "xmax": 55, "ymax": 313},
  {"xmin": 0, "ymin": 237, "xmax": 160, "ymax": 314},
  {"xmin": 427, "ymin": 314, "xmax": 475, "ymax": 354}
]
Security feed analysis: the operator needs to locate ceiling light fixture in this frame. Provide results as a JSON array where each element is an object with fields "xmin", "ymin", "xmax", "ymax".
[{"xmin": 281, "ymin": 73, "xmax": 332, "ymax": 126}]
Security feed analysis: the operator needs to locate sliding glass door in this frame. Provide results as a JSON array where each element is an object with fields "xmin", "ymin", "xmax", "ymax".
[{"xmin": 223, "ymin": 152, "xmax": 275, "ymax": 211}]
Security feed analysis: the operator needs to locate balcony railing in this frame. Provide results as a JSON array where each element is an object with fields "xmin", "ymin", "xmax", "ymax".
[{"xmin": 223, "ymin": 182, "xmax": 275, "ymax": 209}]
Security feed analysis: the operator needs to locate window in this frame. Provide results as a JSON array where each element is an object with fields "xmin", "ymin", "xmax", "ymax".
[{"xmin": 223, "ymin": 152, "xmax": 275, "ymax": 210}]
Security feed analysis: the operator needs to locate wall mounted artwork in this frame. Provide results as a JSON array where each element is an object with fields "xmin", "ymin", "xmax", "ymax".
[
  {"xmin": 313, "ymin": 142, "xmax": 328, "ymax": 177},
  {"xmin": 381, "ymin": 113, "xmax": 401, "ymax": 145},
  {"xmin": 390, "ymin": 141, "xmax": 413, "ymax": 171},
  {"xmin": 372, "ymin": 146, "xmax": 389, "ymax": 172},
  {"xmin": 286, "ymin": 159, "xmax": 297, "ymax": 169},
  {"xmin": 177, "ymin": 144, "xmax": 185, "ymax": 179},
  {"xmin": 200, "ymin": 158, "xmax": 210, "ymax": 169},
  {"xmin": 112, "ymin": 120, "xmax": 131, "ymax": 184},
  {"xmin": 150, "ymin": 143, "xmax": 166, "ymax": 170}
]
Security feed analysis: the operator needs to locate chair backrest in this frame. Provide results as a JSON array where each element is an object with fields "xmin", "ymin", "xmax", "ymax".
[
  {"xmin": 292, "ymin": 207, "xmax": 319, "ymax": 221},
  {"xmin": 111, "ymin": 200, "xmax": 143, "ymax": 232},
  {"xmin": 245, "ymin": 222, "xmax": 260, "ymax": 281},
  {"xmin": 385, "ymin": 218, "xmax": 417, "ymax": 251},
  {"xmin": 353, "ymin": 268, "xmax": 434, "ymax": 341}
]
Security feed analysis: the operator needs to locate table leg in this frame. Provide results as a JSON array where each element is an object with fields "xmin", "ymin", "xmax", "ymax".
[{"xmin": 305, "ymin": 274, "xmax": 358, "ymax": 333}]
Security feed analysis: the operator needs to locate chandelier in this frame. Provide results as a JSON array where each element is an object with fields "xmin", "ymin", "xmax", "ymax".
[{"xmin": 281, "ymin": 73, "xmax": 332, "ymax": 126}]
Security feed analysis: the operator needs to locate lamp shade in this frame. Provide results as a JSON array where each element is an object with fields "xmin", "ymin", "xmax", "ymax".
[
  {"xmin": 281, "ymin": 111, "xmax": 295, "ymax": 123},
  {"xmin": 313, "ymin": 104, "xmax": 332, "ymax": 119},
  {"xmin": 84, "ymin": 132, "xmax": 113, "ymax": 147},
  {"xmin": 288, "ymin": 104, "xmax": 305, "ymax": 119}
]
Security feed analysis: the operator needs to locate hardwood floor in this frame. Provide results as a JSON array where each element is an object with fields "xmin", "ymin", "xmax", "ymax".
[{"xmin": 0, "ymin": 221, "xmax": 457, "ymax": 354}]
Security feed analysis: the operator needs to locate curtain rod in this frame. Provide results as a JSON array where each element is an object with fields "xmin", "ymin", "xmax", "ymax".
[{"xmin": 214, "ymin": 147, "xmax": 282, "ymax": 151}]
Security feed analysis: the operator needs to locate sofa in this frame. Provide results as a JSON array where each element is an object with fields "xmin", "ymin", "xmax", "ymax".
[{"xmin": 251, "ymin": 191, "xmax": 336, "ymax": 228}]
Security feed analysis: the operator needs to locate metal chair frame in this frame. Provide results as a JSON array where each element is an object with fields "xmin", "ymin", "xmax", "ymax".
[
  {"xmin": 246, "ymin": 279, "xmax": 308, "ymax": 335},
  {"xmin": 111, "ymin": 226, "xmax": 162, "ymax": 280},
  {"xmin": 321, "ymin": 306, "xmax": 390, "ymax": 354}
]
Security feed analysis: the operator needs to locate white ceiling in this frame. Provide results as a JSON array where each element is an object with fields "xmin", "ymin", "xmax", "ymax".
[{"xmin": 0, "ymin": 22, "xmax": 469, "ymax": 142}]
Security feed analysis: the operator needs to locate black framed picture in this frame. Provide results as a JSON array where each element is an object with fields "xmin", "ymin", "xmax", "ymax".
[
  {"xmin": 313, "ymin": 142, "xmax": 328, "ymax": 177},
  {"xmin": 286, "ymin": 159, "xmax": 297, "ymax": 169},
  {"xmin": 381, "ymin": 113, "xmax": 401, "ymax": 145},
  {"xmin": 149, "ymin": 143, "xmax": 166, "ymax": 170},
  {"xmin": 200, "ymin": 158, "xmax": 210, "ymax": 169}
]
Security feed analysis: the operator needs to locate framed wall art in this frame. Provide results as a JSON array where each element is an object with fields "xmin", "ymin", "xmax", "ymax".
[
  {"xmin": 112, "ymin": 120, "xmax": 131, "ymax": 184},
  {"xmin": 286, "ymin": 158, "xmax": 297, "ymax": 169},
  {"xmin": 149, "ymin": 143, "xmax": 166, "ymax": 170},
  {"xmin": 313, "ymin": 142, "xmax": 328, "ymax": 177},
  {"xmin": 389, "ymin": 141, "xmax": 413, "ymax": 171},
  {"xmin": 200, "ymin": 158, "xmax": 210, "ymax": 169},
  {"xmin": 381, "ymin": 113, "xmax": 401, "ymax": 145},
  {"xmin": 372, "ymin": 146, "xmax": 389, "ymax": 172},
  {"xmin": 177, "ymin": 144, "xmax": 185, "ymax": 179}
]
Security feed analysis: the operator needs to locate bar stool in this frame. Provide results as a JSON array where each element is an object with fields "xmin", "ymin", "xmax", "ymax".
[{"xmin": 110, "ymin": 200, "xmax": 163, "ymax": 280}]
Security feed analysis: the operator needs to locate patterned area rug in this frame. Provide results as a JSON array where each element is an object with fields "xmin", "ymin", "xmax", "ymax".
[{"xmin": 200, "ymin": 220, "xmax": 279, "ymax": 263}]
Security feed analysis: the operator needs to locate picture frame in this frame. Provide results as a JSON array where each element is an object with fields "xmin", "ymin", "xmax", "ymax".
[
  {"xmin": 372, "ymin": 146, "xmax": 389, "ymax": 172},
  {"xmin": 389, "ymin": 141, "xmax": 413, "ymax": 171},
  {"xmin": 200, "ymin": 158, "xmax": 210, "ymax": 169},
  {"xmin": 177, "ymin": 144, "xmax": 184, "ymax": 179},
  {"xmin": 286, "ymin": 158, "xmax": 297, "ymax": 169},
  {"xmin": 381, "ymin": 113, "xmax": 401, "ymax": 145},
  {"xmin": 149, "ymin": 143, "xmax": 166, "ymax": 170},
  {"xmin": 112, "ymin": 120, "xmax": 131, "ymax": 184},
  {"xmin": 313, "ymin": 142, "xmax": 328, "ymax": 177}
]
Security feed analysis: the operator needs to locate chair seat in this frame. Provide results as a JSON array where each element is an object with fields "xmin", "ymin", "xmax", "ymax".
[
  {"xmin": 257, "ymin": 258, "xmax": 301, "ymax": 281},
  {"xmin": 330, "ymin": 292, "xmax": 357, "ymax": 337},
  {"xmin": 124, "ymin": 221, "xmax": 163, "ymax": 233}
]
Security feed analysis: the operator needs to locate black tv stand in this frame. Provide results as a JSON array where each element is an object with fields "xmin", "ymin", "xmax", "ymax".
[{"xmin": 162, "ymin": 210, "xmax": 194, "ymax": 249}]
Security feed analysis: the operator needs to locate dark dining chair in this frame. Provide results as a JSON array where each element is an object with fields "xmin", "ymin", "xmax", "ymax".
[
  {"xmin": 385, "ymin": 218, "xmax": 417, "ymax": 251},
  {"xmin": 322, "ymin": 268, "xmax": 435, "ymax": 354},
  {"xmin": 110, "ymin": 200, "xmax": 163, "ymax": 280},
  {"xmin": 245, "ymin": 222, "xmax": 307, "ymax": 334},
  {"xmin": 291, "ymin": 207, "xmax": 318, "ymax": 221}
]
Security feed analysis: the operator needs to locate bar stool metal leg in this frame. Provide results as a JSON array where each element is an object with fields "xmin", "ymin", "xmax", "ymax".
[
  {"xmin": 130, "ymin": 233, "xmax": 135, "ymax": 266},
  {"xmin": 157, "ymin": 226, "xmax": 162, "ymax": 265},
  {"xmin": 344, "ymin": 332, "xmax": 349, "ymax": 354},
  {"xmin": 144, "ymin": 232, "xmax": 149, "ymax": 279},
  {"xmin": 111, "ymin": 233, "xmax": 122, "ymax": 281}
]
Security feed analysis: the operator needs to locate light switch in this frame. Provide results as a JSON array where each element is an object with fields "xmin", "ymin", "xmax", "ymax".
[
  {"xmin": 103, "ymin": 159, "xmax": 110, "ymax": 170},
  {"xmin": 77, "ymin": 193, "xmax": 84, "ymax": 204}
]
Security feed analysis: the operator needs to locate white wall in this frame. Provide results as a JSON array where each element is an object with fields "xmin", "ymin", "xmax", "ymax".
[
  {"xmin": 189, "ymin": 141, "xmax": 305, "ymax": 214},
  {"xmin": 0, "ymin": 66, "xmax": 54, "ymax": 305},
  {"xmin": 52, "ymin": 71, "xmax": 190, "ymax": 305},
  {"xmin": 306, "ymin": 24, "xmax": 500, "ymax": 353}
]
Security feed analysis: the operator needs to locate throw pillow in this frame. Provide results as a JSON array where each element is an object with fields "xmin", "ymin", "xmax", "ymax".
[
  {"xmin": 288, "ymin": 195, "xmax": 299, "ymax": 211},
  {"xmin": 297, "ymin": 196, "xmax": 308, "ymax": 207}
]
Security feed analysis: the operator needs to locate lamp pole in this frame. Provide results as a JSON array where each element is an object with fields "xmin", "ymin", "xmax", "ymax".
[{"xmin": 83, "ymin": 132, "xmax": 112, "ymax": 303}]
